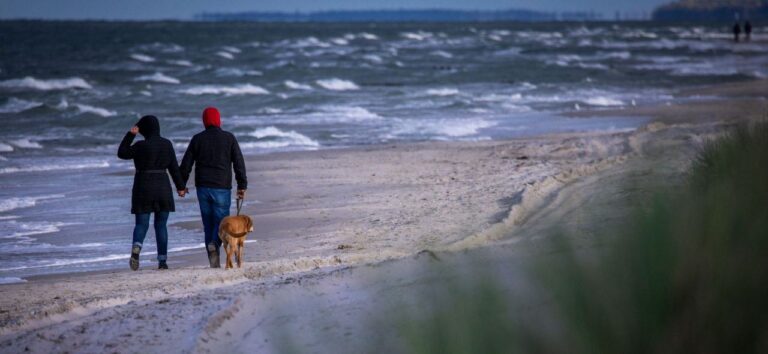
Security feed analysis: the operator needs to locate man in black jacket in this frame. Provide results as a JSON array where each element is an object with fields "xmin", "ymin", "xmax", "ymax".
[{"xmin": 180, "ymin": 107, "xmax": 247, "ymax": 268}]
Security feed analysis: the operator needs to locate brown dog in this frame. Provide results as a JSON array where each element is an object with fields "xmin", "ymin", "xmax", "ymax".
[{"xmin": 218, "ymin": 215, "xmax": 254, "ymax": 269}]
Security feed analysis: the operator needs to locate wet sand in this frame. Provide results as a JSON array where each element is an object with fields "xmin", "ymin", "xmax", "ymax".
[{"xmin": 1, "ymin": 79, "xmax": 766, "ymax": 353}]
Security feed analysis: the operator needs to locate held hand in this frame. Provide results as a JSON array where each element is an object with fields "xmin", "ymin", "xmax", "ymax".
[
  {"xmin": 177, "ymin": 188, "xmax": 188, "ymax": 198},
  {"xmin": 237, "ymin": 189, "xmax": 246, "ymax": 200},
  {"xmin": 129, "ymin": 126, "xmax": 139, "ymax": 135}
]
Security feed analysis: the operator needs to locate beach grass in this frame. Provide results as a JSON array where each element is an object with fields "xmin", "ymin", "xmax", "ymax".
[{"xmin": 387, "ymin": 121, "xmax": 768, "ymax": 353}]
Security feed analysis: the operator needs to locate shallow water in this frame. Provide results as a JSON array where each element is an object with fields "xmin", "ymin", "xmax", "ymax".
[{"xmin": 0, "ymin": 21, "xmax": 766, "ymax": 280}]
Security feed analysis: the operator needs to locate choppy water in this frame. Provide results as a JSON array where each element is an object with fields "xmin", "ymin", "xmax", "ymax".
[{"xmin": 1, "ymin": 21, "xmax": 766, "ymax": 281}]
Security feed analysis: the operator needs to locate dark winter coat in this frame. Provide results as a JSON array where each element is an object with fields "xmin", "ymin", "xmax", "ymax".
[
  {"xmin": 117, "ymin": 115, "xmax": 184, "ymax": 214},
  {"xmin": 179, "ymin": 126, "xmax": 247, "ymax": 190}
]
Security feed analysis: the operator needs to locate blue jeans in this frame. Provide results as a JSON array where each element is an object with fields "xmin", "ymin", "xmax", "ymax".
[
  {"xmin": 196, "ymin": 187, "xmax": 231, "ymax": 250},
  {"xmin": 132, "ymin": 211, "xmax": 169, "ymax": 261}
]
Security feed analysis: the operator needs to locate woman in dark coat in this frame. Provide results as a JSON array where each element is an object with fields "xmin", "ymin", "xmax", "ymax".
[{"xmin": 118, "ymin": 115, "xmax": 185, "ymax": 270}]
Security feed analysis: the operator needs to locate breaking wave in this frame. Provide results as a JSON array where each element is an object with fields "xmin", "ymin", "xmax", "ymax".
[
  {"xmin": 134, "ymin": 72, "xmax": 180, "ymax": 84},
  {"xmin": 75, "ymin": 104, "xmax": 117, "ymax": 117},
  {"xmin": 284, "ymin": 80, "xmax": 313, "ymax": 90},
  {"xmin": 0, "ymin": 97, "xmax": 42, "ymax": 113},
  {"xmin": 130, "ymin": 53, "xmax": 156, "ymax": 62},
  {"xmin": 0, "ymin": 161, "xmax": 110, "ymax": 175},
  {"xmin": 0, "ymin": 194, "xmax": 65, "ymax": 213},
  {"xmin": 243, "ymin": 126, "xmax": 320, "ymax": 149},
  {"xmin": 0, "ymin": 77, "xmax": 92, "ymax": 91},
  {"xmin": 316, "ymin": 78, "xmax": 359, "ymax": 91},
  {"xmin": 181, "ymin": 84, "xmax": 270, "ymax": 96}
]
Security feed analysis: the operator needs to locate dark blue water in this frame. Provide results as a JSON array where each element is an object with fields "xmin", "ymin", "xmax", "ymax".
[{"xmin": 1, "ymin": 21, "xmax": 766, "ymax": 282}]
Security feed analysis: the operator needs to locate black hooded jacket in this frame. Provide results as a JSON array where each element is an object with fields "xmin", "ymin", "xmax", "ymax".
[{"xmin": 117, "ymin": 115, "xmax": 184, "ymax": 214}]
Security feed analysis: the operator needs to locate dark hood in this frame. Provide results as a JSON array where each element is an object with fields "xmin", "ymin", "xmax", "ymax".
[{"xmin": 137, "ymin": 115, "xmax": 160, "ymax": 138}]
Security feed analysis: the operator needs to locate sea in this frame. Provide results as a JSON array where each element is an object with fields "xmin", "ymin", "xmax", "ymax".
[{"xmin": 1, "ymin": 21, "xmax": 766, "ymax": 282}]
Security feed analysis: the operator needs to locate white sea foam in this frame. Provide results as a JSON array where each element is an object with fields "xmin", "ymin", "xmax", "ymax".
[
  {"xmin": 634, "ymin": 56, "xmax": 766, "ymax": 77},
  {"xmin": 221, "ymin": 46, "xmax": 241, "ymax": 54},
  {"xmin": 0, "ymin": 194, "xmax": 65, "ymax": 213},
  {"xmin": 259, "ymin": 107, "xmax": 283, "ymax": 114},
  {"xmin": 330, "ymin": 38, "xmax": 349, "ymax": 45},
  {"xmin": 359, "ymin": 32, "xmax": 379, "ymax": 40},
  {"xmin": 314, "ymin": 106, "xmax": 381, "ymax": 121},
  {"xmin": 362, "ymin": 54, "xmax": 383, "ymax": 63},
  {"xmin": 181, "ymin": 84, "xmax": 269, "ymax": 96},
  {"xmin": 430, "ymin": 50, "xmax": 453, "ymax": 58},
  {"xmin": 476, "ymin": 93, "xmax": 523, "ymax": 102},
  {"xmin": 0, "ymin": 242, "xmax": 108, "ymax": 255},
  {"xmin": 167, "ymin": 59, "xmax": 193, "ymax": 67},
  {"xmin": 215, "ymin": 68, "xmax": 263, "ymax": 77},
  {"xmin": 0, "ymin": 243, "xmax": 206, "ymax": 272},
  {"xmin": 289, "ymin": 36, "xmax": 332, "ymax": 48},
  {"xmin": 600, "ymin": 51, "xmax": 632, "ymax": 60},
  {"xmin": 9, "ymin": 139, "xmax": 42, "ymax": 149},
  {"xmin": 0, "ymin": 254, "xmax": 126, "ymax": 271},
  {"xmin": 130, "ymin": 53, "xmax": 156, "ymax": 62},
  {"xmin": 425, "ymin": 88, "xmax": 460, "ymax": 96},
  {"xmin": 401, "ymin": 31, "xmax": 433, "ymax": 41},
  {"xmin": 0, "ymin": 97, "xmax": 42, "ymax": 113},
  {"xmin": 135, "ymin": 42, "xmax": 185, "ymax": 53},
  {"xmin": 583, "ymin": 97, "xmax": 625, "ymax": 106},
  {"xmin": 245, "ymin": 126, "xmax": 320, "ymax": 149},
  {"xmin": 316, "ymin": 78, "xmax": 359, "ymax": 91},
  {"xmin": 0, "ymin": 77, "xmax": 92, "ymax": 91},
  {"xmin": 75, "ymin": 104, "xmax": 117, "ymax": 117},
  {"xmin": 435, "ymin": 119, "xmax": 495, "ymax": 137},
  {"xmin": 134, "ymin": 72, "xmax": 180, "ymax": 84},
  {"xmin": 216, "ymin": 51, "xmax": 235, "ymax": 60},
  {"xmin": 1, "ymin": 221, "xmax": 79, "ymax": 239},
  {"xmin": 284, "ymin": 80, "xmax": 313, "ymax": 90},
  {"xmin": 0, "ymin": 277, "xmax": 26, "ymax": 285},
  {"xmin": 0, "ymin": 143, "xmax": 13, "ymax": 152},
  {"xmin": 391, "ymin": 118, "xmax": 495, "ymax": 138},
  {"xmin": 0, "ymin": 161, "xmax": 109, "ymax": 174}
]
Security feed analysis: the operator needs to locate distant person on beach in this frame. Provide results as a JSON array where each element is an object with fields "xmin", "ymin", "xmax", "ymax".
[
  {"xmin": 733, "ymin": 22, "xmax": 742, "ymax": 42},
  {"xmin": 745, "ymin": 21, "xmax": 752, "ymax": 41},
  {"xmin": 179, "ymin": 107, "xmax": 247, "ymax": 268},
  {"xmin": 118, "ymin": 115, "xmax": 185, "ymax": 271}
]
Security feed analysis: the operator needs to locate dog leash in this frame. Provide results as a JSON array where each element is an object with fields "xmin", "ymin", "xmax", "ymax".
[{"xmin": 236, "ymin": 197, "xmax": 243, "ymax": 216}]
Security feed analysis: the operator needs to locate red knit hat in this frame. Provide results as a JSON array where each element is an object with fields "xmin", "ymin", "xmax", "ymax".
[{"xmin": 202, "ymin": 107, "xmax": 221, "ymax": 128}]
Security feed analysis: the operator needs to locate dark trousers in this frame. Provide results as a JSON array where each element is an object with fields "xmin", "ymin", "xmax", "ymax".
[
  {"xmin": 196, "ymin": 187, "xmax": 231, "ymax": 250},
  {"xmin": 132, "ymin": 211, "xmax": 169, "ymax": 261}
]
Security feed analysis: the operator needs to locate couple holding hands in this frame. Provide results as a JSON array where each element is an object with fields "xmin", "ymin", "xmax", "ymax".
[{"xmin": 117, "ymin": 107, "xmax": 247, "ymax": 270}]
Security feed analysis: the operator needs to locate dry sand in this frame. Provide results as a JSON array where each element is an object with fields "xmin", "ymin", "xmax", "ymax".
[{"xmin": 0, "ymin": 79, "xmax": 766, "ymax": 353}]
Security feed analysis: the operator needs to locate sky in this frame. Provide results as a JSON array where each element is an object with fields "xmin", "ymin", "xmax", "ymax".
[{"xmin": 0, "ymin": 0, "xmax": 671, "ymax": 20}]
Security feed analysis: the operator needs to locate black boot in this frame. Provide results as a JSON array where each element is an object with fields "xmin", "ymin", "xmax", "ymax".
[
  {"xmin": 129, "ymin": 245, "xmax": 141, "ymax": 271},
  {"xmin": 158, "ymin": 260, "xmax": 168, "ymax": 270},
  {"xmin": 207, "ymin": 244, "xmax": 220, "ymax": 268}
]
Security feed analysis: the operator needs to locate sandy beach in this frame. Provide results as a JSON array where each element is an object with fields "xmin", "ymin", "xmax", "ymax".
[{"xmin": 1, "ymin": 79, "xmax": 766, "ymax": 353}]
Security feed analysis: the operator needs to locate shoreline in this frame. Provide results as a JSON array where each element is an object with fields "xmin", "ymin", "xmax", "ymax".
[
  {"xmin": 1, "ymin": 78, "xmax": 766, "ymax": 351},
  {"xmin": 11, "ymin": 78, "xmax": 768, "ymax": 284}
]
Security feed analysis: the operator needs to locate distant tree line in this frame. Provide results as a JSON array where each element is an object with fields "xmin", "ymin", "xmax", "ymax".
[
  {"xmin": 194, "ymin": 9, "xmax": 604, "ymax": 22},
  {"xmin": 653, "ymin": 0, "xmax": 768, "ymax": 20}
]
